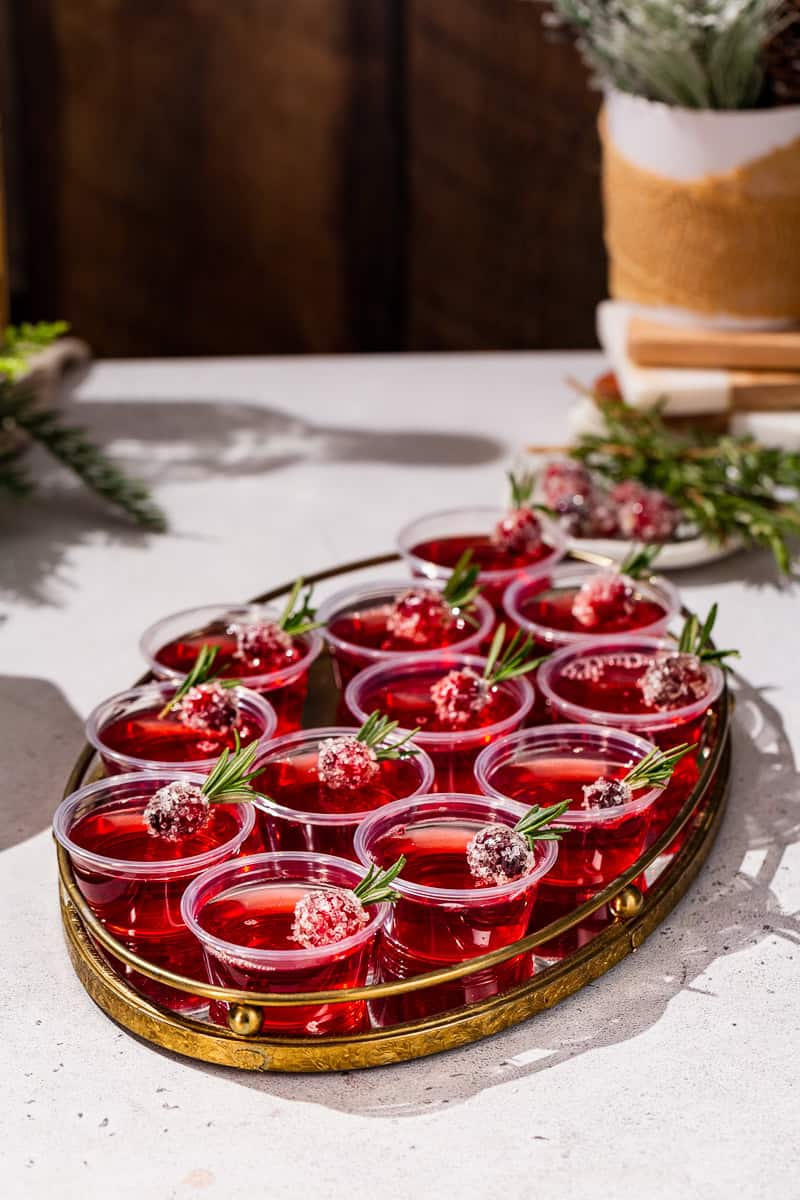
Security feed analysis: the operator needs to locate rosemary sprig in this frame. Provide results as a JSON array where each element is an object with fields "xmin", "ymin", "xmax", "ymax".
[
  {"xmin": 514, "ymin": 799, "xmax": 572, "ymax": 845},
  {"xmin": 441, "ymin": 549, "xmax": 481, "ymax": 613},
  {"xmin": 619, "ymin": 543, "xmax": 661, "ymax": 579},
  {"xmin": 203, "ymin": 733, "xmax": 262, "ymax": 805},
  {"xmin": 278, "ymin": 578, "xmax": 322, "ymax": 636},
  {"xmin": 483, "ymin": 624, "xmax": 550, "ymax": 686},
  {"xmin": 571, "ymin": 397, "xmax": 800, "ymax": 572},
  {"xmin": 355, "ymin": 711, "xmax": 420, "ymax": 761},
  {"xmin": 157, "ymin": 644, "xmax": 236, "ymax": 718},
  {"xmin": 508, "ymin": 470, "xmax": 535, "ymax": 509},
  {"xmin": 353, "ymin": 856, "xmax": 406, "ymax": 905},
  {"xmin": 623, "ymin": 744, "xmax": 692, "ymax": 790},
  {"xmin": 676, "ymin": 603, "xmax": 739, "ymax": 667}
]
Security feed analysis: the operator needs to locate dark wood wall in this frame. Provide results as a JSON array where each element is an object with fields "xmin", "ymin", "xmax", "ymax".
[{"xmin": 10, "ymin": 0, "xmax": 605, "ymax": 356}]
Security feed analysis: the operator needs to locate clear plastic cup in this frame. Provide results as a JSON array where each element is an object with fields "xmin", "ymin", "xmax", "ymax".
[
  {"xmin": 345, "ymin": 652, "xmax": 534, "ymax": 793},
  {"xmin": 251, "ymin": 725, "xmax": 435, "ymax": 861},
  {"xmin": 53, "ymin": 772, "xmax": 256, "ymax": 1014},
  {"xmin": 475, "ymin": 724, "xmax": 665, "ymax": 956},
  {"xmin": 316, "ymin": 577, "xmax": 496, "ymax": 690},
  {"xmin": 397, "ymin": 506, "xmax": 567, "ymax": 608},
  {"xmin": 140, "ymin": 602, "xmax": 324, "ymax": 733},
  {"xmin": 353, "ymin": 793, "xmax": 558, "ymax": 1021},
  {"xmin": 502, "ymin": 562, "xmax": 681, "ymax": 650},
  {"xmin": 181, "ymin": 851, "xmax": 390, "ymax": 1036},
  {"xmin": 85, "ymin": 681, "xmax": 278, "ymax": 775}
]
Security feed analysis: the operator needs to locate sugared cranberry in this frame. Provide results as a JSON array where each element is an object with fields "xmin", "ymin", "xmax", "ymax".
[
  {"xmin": 581, "ymin": 777, "xmax": 632, "ymax": 810},
  {"xmin": 492, "ymin": 507, "xmax": 542, "ymax": 555},
  {"xmin": 639, "ymin": 651, "xmax": 709, "ymax": 710},
  {"xmin": 542, "ymin": 461, "xmax": 594, "ymax": 507},
  {"xmin": 430, "ymin": 667, "xmax": 487, "ymax": 727},
  {"xmin": 144, "ymin": 781, "xmax": 209, "ymax": 841},
  {"xmin": 386, "ymin": 588, "xmax": 452, "ymax": 645},
  {"xmin": 555, "ymin": 490, "xmax": 619, "ymax": 538},
  {"xmin": 571, "ymin": 570, "xmax": 634, "ymax": 628},
  {"xmin": 317, "ymin": 736, "xmax": 379, "ymax": 791},
  {"xmin": 466, "ymin": 824, "xmax": 533, "ymax": 885},
  {"xmin": 234, "ymin": 620, "xmax": 293, "ymax": 669},
  {"xmin": 292, "ymin": 888, "xmax": 369, "ymax": 948},
  {"xmin": 613, "ymin": 482, "xmax": 680, "ymax": 543},
  {"xmin": 173, "ymin": 682, "xmax": 239, "ymax": 734}
]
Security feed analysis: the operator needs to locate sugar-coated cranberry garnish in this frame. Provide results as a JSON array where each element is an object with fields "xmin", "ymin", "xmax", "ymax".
[
  {"xmin": 466, "ymin": 824, "xmax": 533, "ymax": 886},
  {"xmin": 430, "ymin": 667, "xmax": 487, "ymax": 727},
  {"xmin": 639, "ymin": 651, "xmax": 710, "ymax": 710},
  {"xmin": 386, "ymin": 588, "xmax": 452, "ymax": 645},
  {"xmin": 144, "ymin": 781, "xmax": 209, "ymax": 841},
  {"xmin": 571, "ymin": 570, "xmax": 635, "ymax": 628},
  {"xmin": 613, "ymin": 481, "xmax": 680, "ymax": 543},
  {"xmin": 173, "ymin": 682, "xmax": 239, "ymax": 734},
  {"xmin": 317, "ymin": 736, "xmax": 379, "ymax": 791},
  {"xmin": 492, "ymin": 507, "xmax": 542, "ymax": 555},
  {"xmin": 542, "ymin": 460, "xmax": 594, "ymax": 508},
  {"xmin": 234, "ymin": 620, "xmax": 293, "ymax": 669},
  {"xmin": 580, "ymin": 777, "xmax": 632, "ymax": 810},
  {"xmin": 291, "ymin": 888, "xmax": 369, "ymax": 949}
]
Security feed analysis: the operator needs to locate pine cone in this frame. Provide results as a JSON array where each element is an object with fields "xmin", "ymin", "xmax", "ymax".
[{"xmin": 765, "ymin": 1, "xmax": 800, "ymax": 105}]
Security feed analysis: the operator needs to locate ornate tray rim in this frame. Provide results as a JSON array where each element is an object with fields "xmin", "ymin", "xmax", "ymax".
[{"xmin": 56, "ymin": 552, "xmax": 731, "ymax": 1072}]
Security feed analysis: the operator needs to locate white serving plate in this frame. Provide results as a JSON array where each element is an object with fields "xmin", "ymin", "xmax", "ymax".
[{"xmin": 568, "ymin": 533, "xmax": 740, "ymax": 571}]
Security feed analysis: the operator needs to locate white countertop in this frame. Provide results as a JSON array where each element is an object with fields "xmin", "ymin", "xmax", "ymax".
[{"xmin": 2, "ymin": 352, "xmax": 798, "ymax": 1199}]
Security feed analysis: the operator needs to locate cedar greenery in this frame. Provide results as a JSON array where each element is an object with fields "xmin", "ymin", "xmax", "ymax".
[
  {"xmin": 548, "ymin": 0, "xmax": 783, "ymax": 110},
  {"xmin": 571, "ymin": 397, "xmax": 800, "ymax": 571},
  {"xmin": 0, "ymin": 322, "xmax": 166, "ymax": 530}
]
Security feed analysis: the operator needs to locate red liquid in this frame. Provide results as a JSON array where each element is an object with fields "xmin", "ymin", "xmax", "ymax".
[
  {"xmin": 517, "ymin": 586, "xmax": 667, "ymax": 636},
  {"xmin": 196, "ymin": 882, "xmax": 374, "ymax": 1035},
  {"xmin": 411, "ymin": 533, "xmax": 554, "ymax": 607},
  {"xmin": 329, "ymin": 604, "xmax": 477, "ymax": 688},
  {"xmin": 69, "ymin": 803, "xmax": 245, "ymax": 1012},
  {"xmin": 254, "ymin": 752, "xmax": 425, "ymax": 859},
  {"xmin": 356, "ymin": 669, "xmax": 523, "ymax": 792},
  {"xmin": 99, "ymin": 707, "xmax": 263, "ymax": 770},
  {"xmin": 154, "ymin": 623, "xmax": 311, "ymax": 733},
  {"xmin": 368, "ymin": 819, "xmax": 538, "ymax": 1020}
]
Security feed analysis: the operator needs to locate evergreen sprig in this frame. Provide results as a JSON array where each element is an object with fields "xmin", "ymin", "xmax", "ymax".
[
  {"xmin": 356, "ymin": 711, "xmax": 420, "ymax": 761},
  {"xmin": 278, "ymin": 578, "xmax": 322, "ymax": 636},
  {"xmin": 571, "ymin": 397, "xmax": 800, "ymax": 572},
  {"xmin": 442, "ymin": 549, "xmax": 481, "ymax": 613},
  {"xmin": 483, "ymin": 623, "xmax": 550, "ymax": 686},
  {"xmin": 623, "ymin": 743, "xmax": 692, "ymax": 790},
  {"xmin": 677, "ymin": 603, "xmax": 739, "ymax": 667},
  {"xmin": 514, "ymin": 799, "xmax": 572, "ymax": 844},
  {"xmin": 202, "ymin": 733, "xmax": 262, "ymax": 805},
  {"xmin": 353, "ymin": 857, "xmax": 406, "ymax": 905}
]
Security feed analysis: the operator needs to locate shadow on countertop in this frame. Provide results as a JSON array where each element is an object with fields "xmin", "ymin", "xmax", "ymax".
[{"xmin": 177, "ymin": 673, "xmax": 799, "ymax": 1116}]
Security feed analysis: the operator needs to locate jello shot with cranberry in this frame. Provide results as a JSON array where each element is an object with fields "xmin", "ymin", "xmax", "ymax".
[
  {"xmin": 252, "ymin": 714, "xmax": 435, "ymax": 860},
  {"xmin": 345, "ymin": 627, "xmax": 539, "ymax": 793},
  {"xmin": 86, "ymin": 674, "xmax": 277, "ymax": 776},
  {"xmin": 398, "ymin": 472, "xmax": 566, "ymax": 609},
  {"xmin": 181, "ymin": 851, "xmax": 401, "ymax": 1036},
  {"xmin": 476, "ymin": 726, "xmax": 687, "ymax": 956},
  {"xmin": 140, "ymin": 581, "xmax": 323, "ymax": 734},
  {"xmin": 53, "ymin": 740, "xmax": 261, "ymax": 1013},
  {"xmin": 503, "ymin": 547, "xmax": 680, "ymax": 653},
  {"xmin": 354, "ymin": 793, "xmax": 563, "ymax": 1021},
  {"xmin": 317, "ymin": 552, "xmax": 495, "ymax": 689}
]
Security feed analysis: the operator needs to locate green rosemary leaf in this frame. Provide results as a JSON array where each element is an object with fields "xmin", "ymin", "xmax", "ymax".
[
  {"xmin": 483, "ymin": 624, "xmax": 550, "ymax": 686},
  {"xmin": 353, "ymin": 856, "xmax": 406, "ymax": 906},
  {"xmin": 355, "ymin": 711, "xmax": 420, "ymax": 760},
  {"xmin": 514, "ymin": 799, "xmax": 572, "ymax": 846},
  {"xmin": 623, "ymin": 743, "xmax": 692, "ymax": 790},
  {"xmin": 619, "ymin": 543, "xmax": 661, "ymax": 579},
  {"xmin": 508, "ymin": 470, "xmax": 535, "ymax": 509},
  {"xmin": 202, "ymin": 732, "xmax": 262, "ymax": 805},
  {"xmin": 278, "ymin": 578, "xmax": 322, "ymax": 636},
  {"xmin": 442, "ymin": 549, "xmax": 481, "ymax": 613},
  {"xmin": 158, "ymin": 644, "xmax": 219, "ymax": 717}
]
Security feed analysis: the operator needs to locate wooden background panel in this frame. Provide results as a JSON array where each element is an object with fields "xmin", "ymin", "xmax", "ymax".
[
  {"xmin": 406, "ymin": 0, "xmax": 605, "ymax": 350},
  {"xmin": 12, "ymin": 0, "xmax": 403, "ymax": 355}
]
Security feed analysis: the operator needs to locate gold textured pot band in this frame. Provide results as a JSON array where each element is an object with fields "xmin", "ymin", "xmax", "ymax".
[{"xmin": 600, "ymin": 107, "xmax": 800, "ymax": 319}]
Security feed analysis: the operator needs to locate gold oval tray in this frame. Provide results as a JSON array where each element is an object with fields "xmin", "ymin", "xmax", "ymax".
[{"xmin": 57, "ymin": 553, "xmax": 731, "ymax": 1072}]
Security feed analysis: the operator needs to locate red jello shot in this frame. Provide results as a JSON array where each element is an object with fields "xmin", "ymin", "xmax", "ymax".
[
  {"xmin": 252, "ymin": 725, "xmax": 435, "ymax": 861},
  {"xmin": 538, "ymin": 635, "xmax": 724, "ymax": 838},
  {"xmin": 345, "ymin": 653, "xmax": 534, "ymax": 793},
  {"xmin": 181, "ymin": 851, "xmax": 389, "ymax": 1037},
  {"xmin": 397, "ymin": 506, "xmax": 566, "ymax": 608},
  {"xmin": 354, "ymin": 794, "xmax": 557, "ymax": 1021},
  {"xmin": 503, "ymin": 562, "xmax": 680, "ymax": 651},
  {"xmin": 475, "ymin": 724, "xmax": 665, "ymax": 957},
  {"xmin": 140, "ymin": 603, "xmax": 323, "ymax": 734},
  {"xmin": 86, "ymin": 681, "xmax": 278, "ymax": 775},
  {"xmin": 53, "ymin": 772, "xmax": 255, "ymax": 1014},
  {"xmin": 317, "ymin": 577, "xmax": 495, "ymax": 690}
]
